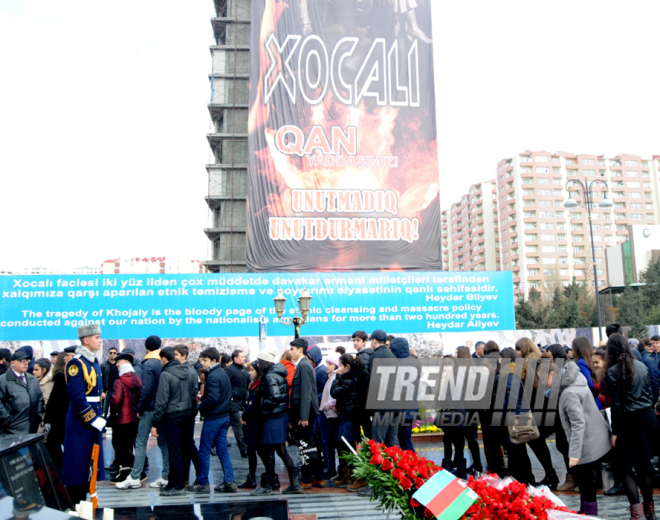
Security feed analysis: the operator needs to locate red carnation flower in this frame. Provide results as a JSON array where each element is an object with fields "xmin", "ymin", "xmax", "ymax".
[
  {"xmin": 414, "ymin": 477, "xmax": 425, "ymax": 488},
  {"xmin": 392, "ymin": 468, "xmax": 404, "ymax": 480},
  {"xmin": 410, "ymin": 498, "xmax": 420, "ymax": 508},
  {"xmin": 400, "ymin": 477, "xmax": 412, "ymax": 490},
  {"xmin": 370, "ymin": 453, "xmax": 384, "ymax": 465},
  {"xmin": 382, "ymin": 459, "xmax": 394, "ymax": 471}
]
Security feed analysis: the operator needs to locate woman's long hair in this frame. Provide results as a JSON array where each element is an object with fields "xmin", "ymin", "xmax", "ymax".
[
  {"xmin": 52, "ymin": 352, "xmax": 67, "ymax": 377},
  {"xmin": 339, "ymin": 353, "xmax": 365, "ymax": 372},
  {"xmin": 604, "ymin": 333, "xmax": 636, "ymax": 399},
  {"xmin": 258, "ymin": 359, "xmax": 274, "ymax": 376},
  {"xmin": 572, "ymin": 336, "xmax": 597, "ymax": 380},
  {"xmin": 515, "ymin": 338, "xmax": 542, "ymax": 359},
  {"xmin": 456, "ymin": 346, "xmax": 471, "ymax": 359}
]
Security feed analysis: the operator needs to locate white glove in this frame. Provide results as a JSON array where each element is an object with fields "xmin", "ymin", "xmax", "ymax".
[{"xmin": 90, "ymin": 417, "xmax": 106, "ymax": 432}]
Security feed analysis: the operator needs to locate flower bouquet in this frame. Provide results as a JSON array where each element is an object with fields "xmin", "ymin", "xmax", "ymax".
[{"xmin": 343, "ymin": 437, "xmax": 578, "ymax": 520}]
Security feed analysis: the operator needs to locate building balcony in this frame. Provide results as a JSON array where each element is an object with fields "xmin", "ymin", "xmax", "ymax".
[{"xmin": 512, "ymin": 266, "xmax": 520, "ymax": 272}]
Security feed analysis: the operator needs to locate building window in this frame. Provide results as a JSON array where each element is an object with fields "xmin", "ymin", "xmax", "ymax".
[
  {"xmin": 542, "ymin": 257, "xmax": 557, "ymax": 264},
  {"xmin": 630, "ymin": 203, "xmax": 642, "ymax": 209},
  {"xmin": 523, "ymin": 189, "xmax": 534, "ymax": 195},
  {"xmin": 614, "ymin": 203, "xmax": 626, "ymax": 209},
  {"xmin": 524, "ymin": 211, "xmax": 536, "ymax": 218},
  {"xmin": 625, "ymin": 160, "xmax": 638, "ymax": 166},
  {"xmin": 538, "ymin": 189, "xmax": 551, "ymax": 195},
  {"xmin": 630, "ymin": 192, "xmax": 641, "ymax": 199},
  {"xmin": 541, "ymin": 235, "xmax": 555, "ymax": 241},
  {"xmin": 558, "ymin": 234, "xmax": 566, "ymax": 240},
  {"xmin": 599, "ymin": 160, "xmax": 606, "ymax": 166},
  {"xmin": 559, "ymin": 246, "xmax": 567, "ymax": 252},
  {"xmin": 529, "ymin": 269, "xmax": 539, "ymax": 276},
  {"xmin": 552, "ymin": 158, "xmax": 560, "ymax": 164},
  {"xmin": 538, "ymin": 177, "xmax": 550, "ymax": 184},
  {"xmin": 628, "ymin": 182, "xmax": 640, "ymax": 188},
  {"xmin": 631, "ymin": 213, "xmax": 643, "ymax": 220},
  {"xmin": 553, "ymin": 178, "xmax": 562, "ymax": 185},
  {"xmin": 554, "ymin": 190, "xmax": 563, "ymax": 196},
  {"xmin": 522, "ymin": 178, "xmax": 533, "ymax": 184},
  {"xmin": 540, "ymin": 213, "xmax": 554, "ymax": 219},
  {"xmin": 539, "ymin": 200, "xmax": 552, "ymax": 207},
  {"xmin": 627, "ymin": 171, "xmax": 639, "ymax": 177},
  {"xmin": 537, "ymin": 167, "xmax": 550, "ymax": 174},
  {"xmin": 582, "ymin": 159, "xmax": 595, "ymax": 165},
  {"xmin": 615, "ymin": 213, "xmax": 627, "ymax": 220},
  {"xmin": 584, "ymin": 169, "xmax": 596, "ymax": 176},
  {"xmin": 535, "ymin": 156, "xmax": 549, "ymax": 162}
]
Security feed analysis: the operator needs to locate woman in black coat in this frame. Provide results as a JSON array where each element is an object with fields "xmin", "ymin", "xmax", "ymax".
[
  {"xmin": 239, "ymin": 361, "xmax": 263, "ymax": 489},
  {"xmin": 43, "ymin": 353, "xmax": 69, "ymax": 475},
  {"xmin": 248, "ymin": 351, "xmax": 300, "ymax": 496},
  {"xmin": 605, "ymin": 334, "xmax": 659, "ymax": 520},
  {"xmin": 331, "ymin": 354, "xmax": 368, "ymax": 480}
]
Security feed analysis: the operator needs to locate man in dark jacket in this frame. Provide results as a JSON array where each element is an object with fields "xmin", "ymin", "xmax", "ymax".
[
  {"xmin": 151, "ymin": 347, "xmax": 198, "ymax": 496},
  {"xmin": 0, "ymin": 349, "xmax": 11, "ymax": 376},
  {"xmin": 102, "ymin": 346, "xmax": 120, "ymax": 474},
  {"xmin": 173, "ymin": 345, "xmax": 200, "ymax": 481},
  {"xmin": 289, "ymin": 338, "xmax": 324, "ymax": 487},
  {"xmin": 190, "ymin": 348, "xmax": 237, "ymax": 494},
  {"xmin": 0, "ymin": 350, "xmax": 43, "ymax": 434},
  {"xmin": 117, "ymin": 335, "xmax": 168, "ymax": 490},
  {"xmin": 367, "ymin": 330, "xmax": 399, "ymax": 447},
  {"xmin": 15, "ymin": 346, "xmax": 36, "ymax": 375},
  {"xmin": 390, "ymin": 338, "xmax": 416, "ymax": 452},
  {"xmin": 225, "ymin": 349, "xmax": 250, "ymax": 458}
]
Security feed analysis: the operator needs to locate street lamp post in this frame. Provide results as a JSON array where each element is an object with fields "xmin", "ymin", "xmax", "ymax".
[
  {"xmin": 564, "ymin": 179, "xmax": 612, "ymax": 344},
  {"xmin": 273, "ymin": 288, "xmax": 312, "ymax": 339}
]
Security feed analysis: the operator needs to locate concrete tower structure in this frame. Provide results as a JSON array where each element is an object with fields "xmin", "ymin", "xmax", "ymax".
[{"xmin": 204, "ymin": 0, "xmax": 252, "ymax": 273}]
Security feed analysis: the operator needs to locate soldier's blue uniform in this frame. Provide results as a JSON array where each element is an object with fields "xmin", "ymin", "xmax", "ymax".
[{"xmin": 62, "ymin": 353, "xmax": 106, "ymax": 486}]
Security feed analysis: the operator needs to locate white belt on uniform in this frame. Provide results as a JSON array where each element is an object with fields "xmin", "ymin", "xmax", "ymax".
[{"xmin": 86, "ymin": 396, "xmax": 101, "ymax": 403}]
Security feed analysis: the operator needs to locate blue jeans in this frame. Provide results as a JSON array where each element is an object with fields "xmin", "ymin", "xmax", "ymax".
[
  {"xmin": 315, "ymin": 413, "xmax": 334, "ymax": 471},
  {"xmin": 130, "ymin": 410, "xmax": 169, "ymax": 480},
  {"xmin": 198, "ymin": 416, "xmax": 234, "ymax": 484}
]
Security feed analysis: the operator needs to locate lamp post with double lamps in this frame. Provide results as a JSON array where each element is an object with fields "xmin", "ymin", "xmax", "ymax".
[
  {"xmin": 273, "ymin": 288, "xmax": 312, "ymax": 339},
  {"xmin": 563, "ymin": 179, "xmax": 613, "ymax": 343}
]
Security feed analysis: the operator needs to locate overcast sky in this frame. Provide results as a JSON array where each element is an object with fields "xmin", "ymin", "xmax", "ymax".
[{"xmin": 1, "ymin": 1, "xmax": 659, "ymax": 273}]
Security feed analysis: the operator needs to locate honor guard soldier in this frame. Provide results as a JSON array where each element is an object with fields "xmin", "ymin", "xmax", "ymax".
[{"xmin": 62, "ymin": 324, "xmax": 106, "ymax": 505}]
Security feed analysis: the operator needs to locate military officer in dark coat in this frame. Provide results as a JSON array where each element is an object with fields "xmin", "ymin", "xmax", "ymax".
[{"xmin": 62, "ymin": 323, "xmax": 106, "ymax": 505}]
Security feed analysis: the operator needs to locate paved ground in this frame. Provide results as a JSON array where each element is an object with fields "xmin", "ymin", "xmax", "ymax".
[{"xmin": 98, "ymin": 422, "xmax": 651, "ymax": 519}]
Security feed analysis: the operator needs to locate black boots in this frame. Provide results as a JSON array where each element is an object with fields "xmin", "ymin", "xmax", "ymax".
[
  {"xmin": 539, "ymin": 470, "xmax": 559, "ymax": 490},
  {"xmin": 238, "ymin": 474, "xmax": 257, "ymax": 489},
  {"xmin": 282, "ymin": 469, "xmax": 302, "ymax": 494},
  {"xmin": 250, "ymin": 474, "xmax": 272, "ymax": 495},
  {"xmin": 273, "ymin": 474, "xmax": 280, "ymax": 490}
]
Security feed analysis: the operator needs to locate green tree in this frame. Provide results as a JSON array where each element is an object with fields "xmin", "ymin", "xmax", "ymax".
[{"xmin": 617, "ymin": 285, "xmax": 648, "ymax": 338}]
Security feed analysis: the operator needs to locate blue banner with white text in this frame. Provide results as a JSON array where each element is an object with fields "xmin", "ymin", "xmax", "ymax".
[{"xmin": 0, "ymin": 272, "xmax": 515, "ymax": 340}]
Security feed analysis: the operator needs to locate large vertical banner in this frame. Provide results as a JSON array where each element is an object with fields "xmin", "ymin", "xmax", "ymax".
[{"xmin": 247, "ymin": 0, "xmax": 440, "ymax": 271}]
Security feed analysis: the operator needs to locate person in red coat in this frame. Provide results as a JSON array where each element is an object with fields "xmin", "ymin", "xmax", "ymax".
[
  {"xmin": 110, "ymin": 353, "xmax": 142, "ymax": 483},
  {"xmin": 279, "ymin": 349, "xmax": 296, "ymax": 399}
]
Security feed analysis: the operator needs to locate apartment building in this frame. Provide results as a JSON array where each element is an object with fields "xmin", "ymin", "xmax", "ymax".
[
  {"xmin": 102, "ymin": 256, "xmax": 207, "ymax": 275},
  {"xmin": 442, "ymin": 150, "xmax": 659, "ymax": 299},
  {"xmin": 442, "ymin": 181, "xmax": 500, "ymax": 272}
]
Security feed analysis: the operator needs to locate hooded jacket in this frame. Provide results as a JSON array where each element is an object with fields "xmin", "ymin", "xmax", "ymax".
[
  {"xmin": 138, "ymin": 349, "xmax": 162, "ymax": 414},
  {"xmin": 390, "ymin": 338, "xmax": 409, "ymax": 359},
  {"xmin": 279, "ymin": 359, "xmax": 295, "ymax": 398},
  {"xmin": 111, "ymin": 369, "xmax": 142, "ymax": 425},
  {"xmin": 260, "ymin": 363, "xmax": 289, "ymax": 420},
  {"xmin": 356, "ymin": 347, "xmax": 373, "ymax": 367},
  {"xmin": 200, "ymin": 363, "xmax": 231, "ymax": 420},
  {"xmin": 0, "ymin": 369, "xmax": 43, "ymax": 434},
  {"xmin": 153, "ymin": 360, "xmax": 197, "ymax": 424},
  {"xmin": 558, "ymin": 361, "xmax": 611, "ymax": 465},
  {"xmin": 306, "ymin": 345, "xmax": 327, "ymax": 400},
  {"xmin": 331, "ymin": 369, "xmax": 369, "ymax": 422}
]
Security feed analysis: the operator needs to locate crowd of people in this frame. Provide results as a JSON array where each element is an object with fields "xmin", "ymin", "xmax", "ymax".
[{"xmin": 1, "ymin": 324, "xmax": 660, "ymax": 519}]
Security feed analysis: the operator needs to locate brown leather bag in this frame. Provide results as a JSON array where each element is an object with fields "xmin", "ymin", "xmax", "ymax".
[{"xmin": 508, "ymin": 411, "xmax": 540, "ymax": 444}]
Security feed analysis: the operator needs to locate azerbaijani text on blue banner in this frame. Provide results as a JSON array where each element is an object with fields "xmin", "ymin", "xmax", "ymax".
[{"xmin": 0, "ymin": 272, "xmax": 515, "ymax": 340}]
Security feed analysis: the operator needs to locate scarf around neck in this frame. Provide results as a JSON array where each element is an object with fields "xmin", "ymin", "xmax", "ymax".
[{"xmin": 76, "ymin": 346, "xmax": 97, "ymax": 363}]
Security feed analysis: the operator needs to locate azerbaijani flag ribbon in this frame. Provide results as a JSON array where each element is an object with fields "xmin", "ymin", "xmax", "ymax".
[{"xmin": 412, "ymin": 469, "xmax": 479, "ymax": 520}]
